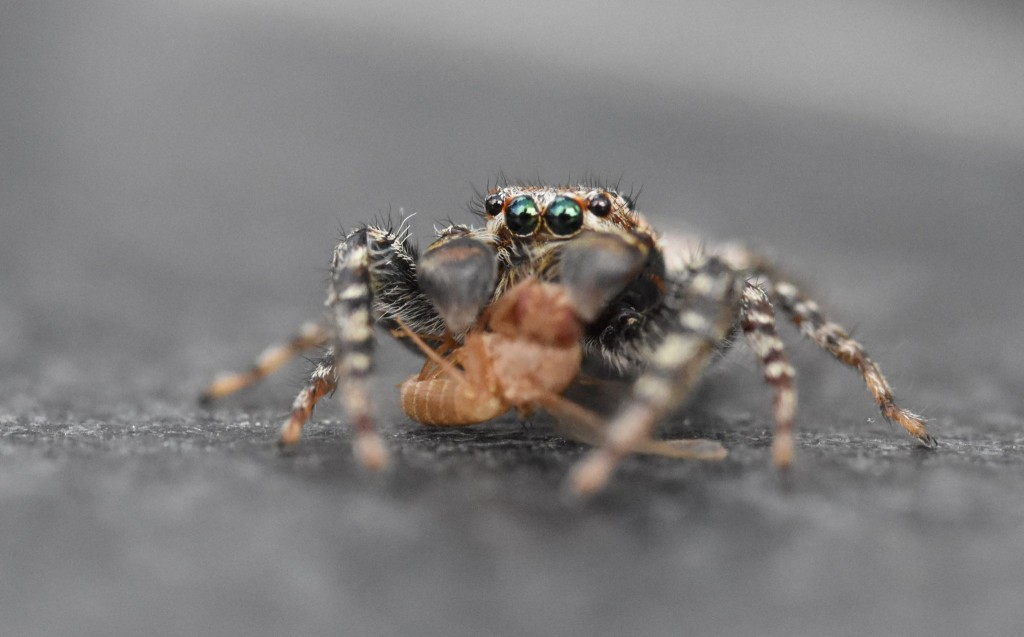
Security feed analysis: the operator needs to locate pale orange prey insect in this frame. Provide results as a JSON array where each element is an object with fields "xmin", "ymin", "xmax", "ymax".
[{"xmin": 394, "ymin": 277, "xmax": 727, "ymax": 464}]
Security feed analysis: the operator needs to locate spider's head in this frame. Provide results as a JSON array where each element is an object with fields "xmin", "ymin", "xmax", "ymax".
[{"xmin": 480, "ymin": 185, "xmax": 638, "ymax": 241}]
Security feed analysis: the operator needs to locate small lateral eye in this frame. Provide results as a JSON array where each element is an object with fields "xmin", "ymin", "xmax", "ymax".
[
  {"xmin": 504, "ymin": 195, "xmax": 541, "ymax": 235},
  {"xmin": 484, "ymin": 193, "xmax": 503, "ymax": 217},
  {"xmin": 545, "ymin": 196, "xmax": 584, "ymax": 236},
  {"xmin": 587, "ymin": 193, "xmax": 612, "ymax": 217}
]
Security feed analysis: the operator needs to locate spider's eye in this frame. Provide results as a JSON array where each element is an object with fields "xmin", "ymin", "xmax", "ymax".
[
  {"xmin": 587, "ymin": 193, "xmax": 612, "ymax": 217},
  {"xmin": 545, "ymin": 196, "xmax": 584, "ymax": 236},
  {"xmin": 504, "ymin": 195, "xmax": 541, "ymax": 235},
  {"xmin": 484, "ymin": 193, "xmax": 503, "ymax": 217}
]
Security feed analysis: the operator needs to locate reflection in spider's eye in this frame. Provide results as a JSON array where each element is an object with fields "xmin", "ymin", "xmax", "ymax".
[
  {"xmin": 546, "ymin": 196, "xmax": 584, "ymax": 236},
  {"xmin": 504, "ymin": 196, "xmax": 541, "ymax": 235},
  {"xmin": 484, "ymin": 193, "xmax": 503, "ymax": 217},
  {"xmin": 588, "ymin": 193, "xmax": 612, "ymax": 217}
]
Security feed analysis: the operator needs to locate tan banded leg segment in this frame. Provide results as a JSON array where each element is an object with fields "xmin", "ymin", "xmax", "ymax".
[
  {"xmin": 570, "ymin": 256, "xmax": 739, "ymax": 494},
  {"xmin": 278, "ymin": 353, "xmax": 338, "ymax": 447},
  {"xmin": 772, "ymin": 280, "xmax": 936, "ymax": 448},
  {"xmin": 740, "ymin": 284, "xmax": 797, "ymax": 468},
  {"xmin": 321, "ymin": 229, "xmax": 388, "ymax": 469},
  {"xmin": 199, "ymin": 321, "xmax": 330, "ymax": 404}
]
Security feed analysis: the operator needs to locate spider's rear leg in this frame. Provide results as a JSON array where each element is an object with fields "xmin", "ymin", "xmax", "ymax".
[
  {"xmin": 279, "ymin": 353, "xmax": 338, "ymax": 446},
  {"xmin": 315, "ymin": 229, "xmax": 402, "ymax": 469},
  {"xmin": 772, "ymin": 280, "xmax": 937, "ymax": 449},
  {"xmin": 281, "ymin": 222, "xmax": 443, "ymax": 468},
  {"xmin": 198, "ymin": 321, "xmax": 330, "ymax": 405},
  {"xmin": 740, "ymin": 284, "xmax": 797, "ymax": 468},
  {"xmin": 570, "ymin": 255, "xmax": 740, "ymax": 494}
]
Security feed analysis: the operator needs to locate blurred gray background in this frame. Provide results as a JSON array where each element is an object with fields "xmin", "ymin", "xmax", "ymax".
[{"xmin": 2, "ymin": 1, "xmax": 1023, "ymax": 636}]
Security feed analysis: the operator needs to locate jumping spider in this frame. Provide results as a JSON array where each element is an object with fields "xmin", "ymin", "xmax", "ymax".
[{"xmin": 201, "ymin": 182, "xmax": 937, "ymax": 493}]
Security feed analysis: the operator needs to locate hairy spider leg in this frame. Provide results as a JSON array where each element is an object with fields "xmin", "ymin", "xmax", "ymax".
[
  {"xmin": 739, "ymin": 283, "xmax": 798, "ymax": 468},
  {"xmin": 314, "ymin": 230, "xmax": 389, "ymax": 469},
  {"xmin": 716, "ymin": 243, "xmax": 936, "ymax": 449},
  {"xmin": 198, "ymin": 321, "xmax": 330, "ymax": 404},
  {"xmin": 279, "ymin": 351, "xmax": 338, "ymax": 446},
  {"xmin": 769, "ymin": 279, "xmax": 937, "ymax": 449},
  {"xmin": 275, "ymin": 223, "xmax": 442, "ymax": 463},
  {"xmin": 277, "ymin": 224, "xmax": 430, "ymax": 468},
  {"xmin": 570, "ymin": 255, "xmax": 740, "ymax": 494}
]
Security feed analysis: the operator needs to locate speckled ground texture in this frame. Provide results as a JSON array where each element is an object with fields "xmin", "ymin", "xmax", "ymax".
[{"xmin": 3, "ymin": 3, "xmax": 1024, "ymax": 636}]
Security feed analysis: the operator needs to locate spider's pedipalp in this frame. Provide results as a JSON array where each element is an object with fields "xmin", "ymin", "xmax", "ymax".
[
  {"xmin": 557, "ymin": 230, "xmax": 650, "ymax": 322},
  {"xmin": 740, "ymin": 283, "xmax": 797, "ymax": 468},
  {"xmin": 418, "ymin": 233, "xmax": 498, "ymax": 335},
  {"xmin": 771, "ymin": 280, "xmax": 936, "ymax": 448}
]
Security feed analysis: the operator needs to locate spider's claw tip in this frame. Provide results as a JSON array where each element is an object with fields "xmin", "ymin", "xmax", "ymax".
[
  {"xmin": 567, "ymin": 453, "xmax": 615, "ymax": 496},
  {"xmin": 915, "ymin": 433, "xmax": 939, "ymax": 450},
  {"xmin": 355, "ymin": 434, "xmax": 390, "ymax": 471},
  {"xmin": 772, "ymin": 433, "xmax": 794, "ymax": 469},
  {"xmin": 277, "ymin": 418, "xmax": 304, "ymax": 450}
]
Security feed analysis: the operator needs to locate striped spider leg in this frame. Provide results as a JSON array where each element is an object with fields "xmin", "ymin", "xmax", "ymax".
[
  {"xmin": 570, "ymin": 241, "xmax": 936, "ymax": 494},
  {"xmin": 717, "ymin": 244, "xmax": 937, "ymax": 451},
  {"xmin": 201, "ymin": 221, "xmax": 452, "ymax": 470}
]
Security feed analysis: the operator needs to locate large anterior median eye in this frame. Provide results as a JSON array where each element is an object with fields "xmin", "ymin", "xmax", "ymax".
[
  {"xmin": 545, "ymin": 196, "xmax": 584, "ymax": 236},
  {"xmin": 505, "ymin": 195, "xmax": 541, "ymax": 235}
]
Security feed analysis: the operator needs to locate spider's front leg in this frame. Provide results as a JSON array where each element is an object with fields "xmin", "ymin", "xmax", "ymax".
[
  {"xmin": 279, "ymin": 224, "xmax": 441, "ymax": 469},
  {"xmin": 570, "ymin": 254, "xmax": 741, "ymax": 494}
]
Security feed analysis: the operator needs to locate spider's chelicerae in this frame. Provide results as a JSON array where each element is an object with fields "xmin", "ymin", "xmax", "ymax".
[{"xmin": 201, "ymin": 181, "xmax": 937, "ymax": 493}]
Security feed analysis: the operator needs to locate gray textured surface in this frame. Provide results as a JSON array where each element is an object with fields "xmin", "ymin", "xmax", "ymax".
[{"xmin": 3, "ymin": 2, "xmax": 1024, "ymax": 636}]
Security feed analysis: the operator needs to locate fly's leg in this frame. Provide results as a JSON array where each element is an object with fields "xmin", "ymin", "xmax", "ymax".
[
  {"xmin": 771, "ymin": 280, "xmax": 937, "ymax": 448},
  {"xmin": 570, "ymin": 255, "xmax": 740, "ymax": 494},
  {"xmin": 535, "ymin": 392, "xmax": 727, "ymax": 460},
  {"xmin": 740, "ymin": 283, "xmax": 797, "ymax": 468},
  {"xmin": 199, "ymin": 321, "xmax": 330, "ymax": 404}
]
